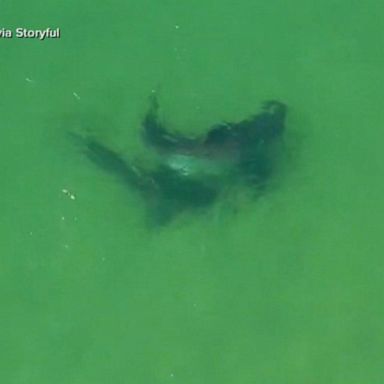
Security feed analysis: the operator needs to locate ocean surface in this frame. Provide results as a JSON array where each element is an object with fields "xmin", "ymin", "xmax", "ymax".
[{"xmin": 1, "ymin": 1, "xmax": 384, "ymax": 383}]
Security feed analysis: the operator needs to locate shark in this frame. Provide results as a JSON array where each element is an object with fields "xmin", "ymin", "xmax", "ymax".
[{"xmin": 72, "ymin": 95, "xmax": 287, "ymax": 225}]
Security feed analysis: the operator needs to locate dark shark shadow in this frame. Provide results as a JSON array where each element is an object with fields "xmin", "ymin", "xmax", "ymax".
[{"xmin": 72, "ymin": 95, "xmax": 287, "ymax": 225}]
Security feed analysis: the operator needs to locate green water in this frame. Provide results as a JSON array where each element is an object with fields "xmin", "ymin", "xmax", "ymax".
[{"xmin": 1, "ymin": 1, "xmax": 384, "ymax": 383}]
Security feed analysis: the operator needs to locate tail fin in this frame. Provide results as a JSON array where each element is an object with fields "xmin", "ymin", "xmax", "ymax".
[{"xmin": 69, "ymin": 132, "xmax": 142, "ymax": 186}]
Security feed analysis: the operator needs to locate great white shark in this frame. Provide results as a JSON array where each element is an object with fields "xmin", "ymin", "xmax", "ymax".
[{"xmin": 72, "ymin": 95, "xmax": 287, "ymax": 225}]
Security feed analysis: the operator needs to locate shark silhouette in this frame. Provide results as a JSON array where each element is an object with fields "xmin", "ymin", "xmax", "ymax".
[{"xmin": 74, "ymin": 95, "xmax": 287, "ymax": 224}]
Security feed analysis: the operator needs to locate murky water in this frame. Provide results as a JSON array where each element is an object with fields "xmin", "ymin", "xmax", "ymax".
[{"xmin": 1, "ymin": 0, "xmax": 384, "ymax": 383}]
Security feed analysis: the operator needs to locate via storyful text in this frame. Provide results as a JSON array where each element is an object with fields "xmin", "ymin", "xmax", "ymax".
[{"xmin": 0, "ymin": 27, "xmax": 60, "ymax": 40}]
